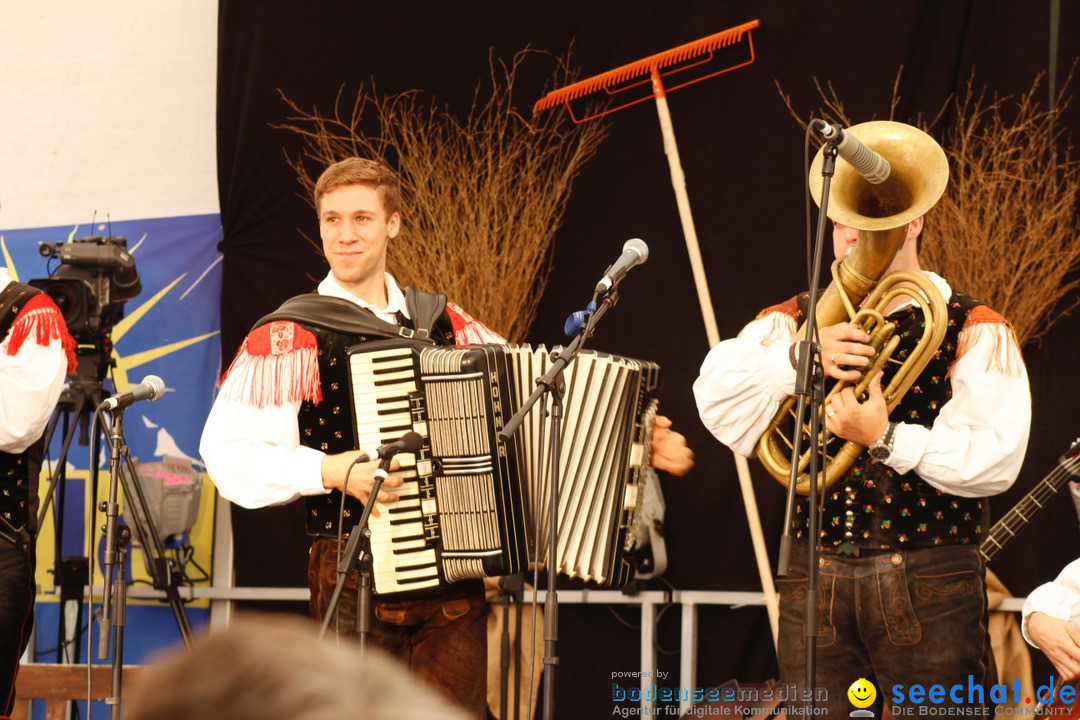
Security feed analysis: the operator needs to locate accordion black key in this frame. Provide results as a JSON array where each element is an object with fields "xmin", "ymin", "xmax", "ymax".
[{"xmin": 347, "ymin": 341, "xmax": 660, "ymax": 598}]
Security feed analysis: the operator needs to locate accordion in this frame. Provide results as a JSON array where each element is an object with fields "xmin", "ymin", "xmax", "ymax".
[{"xmin": 347, "ymin": 340, "xmax": 660, "ymax": 598}]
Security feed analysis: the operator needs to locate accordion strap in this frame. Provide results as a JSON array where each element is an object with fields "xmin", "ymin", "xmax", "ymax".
[
  {"xmin": 255, "ymin": 287, "xmax": 448, "ymax": 343},
  {"xmin": 405, "ymin": 287, "xmax": 449, "ymax": 340}
]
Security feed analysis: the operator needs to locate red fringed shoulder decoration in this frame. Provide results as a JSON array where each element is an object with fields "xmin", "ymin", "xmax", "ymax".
[
  {"xmin": 221, "ymin": 321, "xmax": 323, "ymax": 408},
  {"xmin": 747, "ymin": 295, "xmax": 799, "ymax": 345},
  {"xmin": 446, "ymin": 300, "xmax": 506, "ymax": 346},
  {"xmin": 6, "ymin": 293, "xmax": 78, "ymax": 373},
  {"xmin": 963, "ymin": 305, "xmax": 1007, "ymax": 327},
  {"xmin": 953, "ymin": 305, "xmax": 1024, "ymax": 377},
  {"xmin": 756, "ymin": 295, "xmax": 800, "ymax": 322}
]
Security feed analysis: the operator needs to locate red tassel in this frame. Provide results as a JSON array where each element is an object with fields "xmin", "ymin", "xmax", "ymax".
[
  {"xmin": 757, "ymin": 295, "xmax": 800, "ymax": 322},
  {"xmin": 751, "ymin": 296, "xmax": 799, "ymax": 346},
  {"xmin": 6, "ymin": 294, "xmax": 78, "ymax": 373},
  {"xmin": 222, "ymin": 321, "xmax": 323, "ymax": 408},
  {"xmin": 446, "ymin": 300, "xmax": 506, "ymax": 345},
  {"xmin": 952, "ymin": 306, "xmax": 1022, "ymax": 378}
]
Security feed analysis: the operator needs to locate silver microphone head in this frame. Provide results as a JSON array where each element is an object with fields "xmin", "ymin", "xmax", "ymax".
[
  {"xmin": 623, "ymin": 238, "xmax": 649, "ymax": 263},
  {"xmin": 143, "ymin": 375, "xmax": 166, "ymax": 401}
]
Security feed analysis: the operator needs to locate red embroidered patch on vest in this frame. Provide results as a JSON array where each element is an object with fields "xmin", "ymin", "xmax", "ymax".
[{"xmin": 244, "ymin": 321, "xmax": 317, "ymax": 356}]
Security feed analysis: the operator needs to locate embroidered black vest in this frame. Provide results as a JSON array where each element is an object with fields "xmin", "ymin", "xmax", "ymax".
[
  {"xmin": 299, "ymin": 309, "xmax": 456, "ymax": 538},
  {"xmin": 0, "ymin": 283, "xmax": 49, "ymax": 535},
  {"xmin": 789, "ymin": 288, "xmax": 990, "ymax": 549}
]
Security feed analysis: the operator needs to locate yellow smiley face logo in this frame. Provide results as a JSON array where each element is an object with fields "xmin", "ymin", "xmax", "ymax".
[{"xmin": 848, "ymin": 678, "xmax": 877, "ymax": 708}]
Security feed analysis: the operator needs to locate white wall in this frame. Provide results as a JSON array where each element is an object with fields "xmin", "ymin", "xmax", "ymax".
[{"xmin": 0, "ymin": 1, "xmax": 218, "ymax": 229}]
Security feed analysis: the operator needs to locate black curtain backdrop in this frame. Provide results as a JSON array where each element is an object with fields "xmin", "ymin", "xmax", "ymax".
[{"xmin": 217, "ymin": 1, "xmax": 1080, "ymax": 714}]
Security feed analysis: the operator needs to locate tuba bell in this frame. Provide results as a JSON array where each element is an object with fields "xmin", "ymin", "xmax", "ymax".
[{"xmin": 756, "ymin": 120, "xmax": 951, "ymax": 495}]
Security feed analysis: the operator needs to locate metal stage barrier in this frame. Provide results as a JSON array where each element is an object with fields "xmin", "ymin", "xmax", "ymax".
[{"xmin": 105, "ymin": 582, "xmax": 1032, "ymax": 717}]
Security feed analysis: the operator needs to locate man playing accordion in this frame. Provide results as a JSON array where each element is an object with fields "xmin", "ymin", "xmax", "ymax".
[{"xmin": 201, "ymin": 157, "xmax": 693, "ymax": 717}]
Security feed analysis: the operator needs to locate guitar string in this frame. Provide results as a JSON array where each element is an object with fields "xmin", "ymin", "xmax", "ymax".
[{"xmin": 981, "ymin": 455, "xmax": 1080, "ymax": 559}]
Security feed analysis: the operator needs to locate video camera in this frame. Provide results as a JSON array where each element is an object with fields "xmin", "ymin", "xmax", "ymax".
[{"xmin": 29, "ymin": 235, "xmax": 141, "ymax": 344}]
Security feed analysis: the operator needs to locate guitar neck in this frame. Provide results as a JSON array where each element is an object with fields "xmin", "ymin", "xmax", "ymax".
[{"xmin": 980, "ymin": 451, "xmax": 1080, "ymax": 563}]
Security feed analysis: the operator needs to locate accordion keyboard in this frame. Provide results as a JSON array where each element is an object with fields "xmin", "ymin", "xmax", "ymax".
[{"xmin": 349, "ymin": 344, "xmax": 441, "ymax": 595}]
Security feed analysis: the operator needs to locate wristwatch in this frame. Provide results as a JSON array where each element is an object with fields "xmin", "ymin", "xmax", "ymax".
[{"xmin": 868, "ymin": 421, "xmax": 898, "ymax": 462}]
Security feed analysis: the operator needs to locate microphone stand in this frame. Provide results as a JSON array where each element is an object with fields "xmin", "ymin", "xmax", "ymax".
[
  {"xmin": 498, "ymin": 285, "xmax": 617, "ymax": 720},
  {"xmin": 96, "ymin": 407, "xmax": 132, "ymax": 720},
  {"xmin": 318, "ymin": 456, "xmax": 393, "ymax": 652},
  {"xmin": 776, "ymin": 131, "xmax": 839, "ymax": 710}
]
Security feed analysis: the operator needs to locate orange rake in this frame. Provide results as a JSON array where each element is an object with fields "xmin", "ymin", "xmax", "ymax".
[
  {"xmin": 534, "ymin": 19, "xmax": 780, "ymax": 670},
  {"xmin": 534, "ymin": 18, "xmax": 759, "ymax": 350},
  {"xmin": 533, "ymin": 19, "xmax": 760, "ymax": 122}
]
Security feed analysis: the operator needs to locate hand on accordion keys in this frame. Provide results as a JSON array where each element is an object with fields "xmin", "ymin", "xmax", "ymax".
[
  {"xmin": 650, "ymin": 415, "xmax": 694, "ymax": 476},
  {"xmin": 320, "ymin": 451, "xmax": 403, "ymax": 517}
]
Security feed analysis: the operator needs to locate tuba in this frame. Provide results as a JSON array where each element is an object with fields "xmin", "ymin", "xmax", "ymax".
[{"xmin": 756, "ymin": 121, "xmax": 951, "ymax": 495}]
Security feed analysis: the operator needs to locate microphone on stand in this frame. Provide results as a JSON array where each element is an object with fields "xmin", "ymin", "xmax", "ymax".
[
  {"xmin": 322, "ymin": 431, "xmax": 424, "ymax": 640},
  {"xmin": 101, "ymin": 375, "xmax": 166, "ymax": 411},
  {"xmin": 817, "ymin": 121, "xmax": 891, "ymax": 184},
  {"xmin": 595, "ymin": 238, "xmax": 649, "ymax": 296},
  {"xmin": 341, "ymin": 431, "xmax": 424, "ymax": 502},
  {"xmin": 356, "ymin": 431, "xmax": 424, "ymax": 464}
]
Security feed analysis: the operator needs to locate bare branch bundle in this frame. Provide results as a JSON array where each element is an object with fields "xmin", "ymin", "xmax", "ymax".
[
  {"xmin": 925, "ymin": 69, "xmax": 1080, "ymax": 347},
  {"xmin": 776, "ymin": 69, "xmax": 930, "ymax": 131},
  {"xmin": 275, "ymin": 48, "xmax": 608, "ymax": 342}
]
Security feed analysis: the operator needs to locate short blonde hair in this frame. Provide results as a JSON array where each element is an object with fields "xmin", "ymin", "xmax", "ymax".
[{"xmin": 313, "ymin": 157, "xmax": 402, "ymax": 218}]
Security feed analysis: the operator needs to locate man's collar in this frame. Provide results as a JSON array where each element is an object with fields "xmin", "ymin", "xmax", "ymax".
[
  {"xmin": 889, "ymin": 270, "xmax": 953, "ymax": 312},
  {"xmin": 924, "ymin": 270, "xmax": 952, "ymax": 302},
  {"xmin": 316, "ymin": 272, "xmax": 409, "ymax": 319}
]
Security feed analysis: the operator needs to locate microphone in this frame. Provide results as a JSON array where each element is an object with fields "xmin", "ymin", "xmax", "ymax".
[
  {"xmin": 595, "ymin": 238, "xmax": 649, "ymax": 296},
  {"xmin": 356, "ymin": 431, "xmax": 424, "ymax": 463},
  {"xmin": 101, "ymin": 375, "xmax": 166, "ymax": 411},
  {"xmin": 818, "ymin": 122, "xmax": 891, "ymax": 184}
]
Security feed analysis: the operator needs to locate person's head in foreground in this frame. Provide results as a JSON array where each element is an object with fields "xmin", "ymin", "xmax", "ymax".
[{"xmin": 124, "ymin": 612, "xmax": 471, "ymax": 720}]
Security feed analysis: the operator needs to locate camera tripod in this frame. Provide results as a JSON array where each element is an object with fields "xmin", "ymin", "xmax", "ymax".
[{"xmin": 36, "ymin": 347, "xmax": 193, "ymax": 669}]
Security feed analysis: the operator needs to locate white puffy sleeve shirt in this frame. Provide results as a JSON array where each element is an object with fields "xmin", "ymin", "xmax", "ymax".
[{"xmin": 0, "ymin": 270, "xmax": 69, "ymax": 454}]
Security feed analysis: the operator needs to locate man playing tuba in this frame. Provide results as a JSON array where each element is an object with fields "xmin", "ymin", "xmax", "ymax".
[{"xmin": 693, "ymin": 121, "xmax": 1031, "ymax": 716}]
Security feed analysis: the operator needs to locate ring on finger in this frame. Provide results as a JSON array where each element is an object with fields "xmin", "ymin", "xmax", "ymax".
[{"xmin": 826, "ymin": 409, "xmax": 836, "ymax": 418}]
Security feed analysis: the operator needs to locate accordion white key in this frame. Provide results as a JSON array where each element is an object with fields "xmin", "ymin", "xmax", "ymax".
[{"xmin": 347, "ymin": 341, "xmax": 659, "ymax": 597}]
